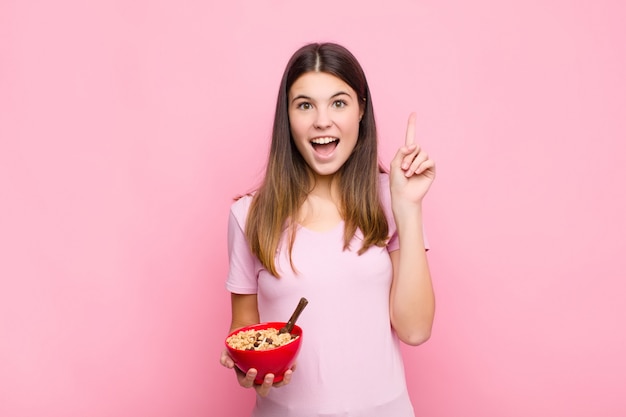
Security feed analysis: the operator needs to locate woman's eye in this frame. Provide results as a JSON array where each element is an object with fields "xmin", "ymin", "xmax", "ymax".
[
  {"xmin": 332, "ymin": 100, "xmax": 347, "ymax": 108},
  {"xmin": 297, "ymin": 102, "xmax": 312, "ymax": 110}
]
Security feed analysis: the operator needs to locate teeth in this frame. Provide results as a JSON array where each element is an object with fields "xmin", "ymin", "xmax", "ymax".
[{"xmin": 311, "ymin": 137, "xmax": 338, "ymax": 145}]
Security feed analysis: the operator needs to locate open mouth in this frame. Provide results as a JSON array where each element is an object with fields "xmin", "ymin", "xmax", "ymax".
[{"xmin": 310, "ymin": 137, "xmax": 339, "ymax": 156}]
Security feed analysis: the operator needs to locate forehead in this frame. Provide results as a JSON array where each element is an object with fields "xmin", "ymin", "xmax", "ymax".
[{"xmin": 288, "ymin": 72, "xmax": 356, "ymax": 99}]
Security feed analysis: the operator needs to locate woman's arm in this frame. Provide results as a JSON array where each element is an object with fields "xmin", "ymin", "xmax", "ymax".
[
  {"xmin": 229, "ymin": 293, "xmax": 260, "ymax": 332},
  {"xmin": 388, "ymin": 113, "xmax": 436, "ymax": 346},
  {"xmin": 389, "ymin": 206, "xmax": 435, "ymax": 346}
]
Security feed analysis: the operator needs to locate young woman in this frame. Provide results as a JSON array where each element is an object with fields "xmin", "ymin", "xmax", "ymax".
[{"xmin": 220, "ymin": 42, "xmax": 436, "ymax": 417}]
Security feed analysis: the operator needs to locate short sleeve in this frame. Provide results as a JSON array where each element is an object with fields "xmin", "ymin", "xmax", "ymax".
[{"xmin": 225, "ymin": 196, "xmax": 259, "ymax": 294}]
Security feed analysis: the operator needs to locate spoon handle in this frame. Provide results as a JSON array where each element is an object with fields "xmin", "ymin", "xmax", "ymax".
[{"xmin": 281, "ymin": 297, "xmax": 309, "ymax": 334}]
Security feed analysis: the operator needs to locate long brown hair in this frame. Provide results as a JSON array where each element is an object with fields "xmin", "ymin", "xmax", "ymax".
[{"xmin": 245, "ymin": 42, "xmax": 389, "ymax": 277}]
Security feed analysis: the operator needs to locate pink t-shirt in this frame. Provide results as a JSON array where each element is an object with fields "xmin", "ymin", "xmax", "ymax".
[{"xmin": 226, "ymin": 173, "xmax": 422, "ymax": 417}]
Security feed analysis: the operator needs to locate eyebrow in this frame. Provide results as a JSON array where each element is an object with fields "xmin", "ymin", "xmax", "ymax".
[{"xmin": 291, "ymin": 91, "xmax": 352, "ymax": 103}]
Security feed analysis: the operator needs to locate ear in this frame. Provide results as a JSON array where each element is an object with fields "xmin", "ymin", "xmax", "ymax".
[{"xmin": 359, "ymin": 97, "xmax": 366, "ymax": 121}]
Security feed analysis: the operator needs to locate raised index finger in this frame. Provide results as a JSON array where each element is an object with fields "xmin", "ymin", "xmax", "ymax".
[{"xmin": 405, "ymin": 112, "xmax": 417, "ymax": 147}]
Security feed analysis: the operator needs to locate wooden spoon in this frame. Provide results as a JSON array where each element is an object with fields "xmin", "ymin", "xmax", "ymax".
[{"xmin": 279, "ymin": 297, "xmax": 309, "ymax": 335}]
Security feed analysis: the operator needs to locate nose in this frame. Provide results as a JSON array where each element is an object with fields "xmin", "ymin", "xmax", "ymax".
[{"xmin": 313, "ymin": 108, "xmax": 332, "ymax": 129}]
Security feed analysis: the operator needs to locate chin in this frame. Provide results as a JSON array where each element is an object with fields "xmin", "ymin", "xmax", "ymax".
[{"xmin": 311, "ymin": 166, "xmax": 341, "ymax": 177}]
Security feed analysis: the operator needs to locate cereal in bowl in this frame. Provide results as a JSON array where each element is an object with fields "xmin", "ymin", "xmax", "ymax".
[{"xmin": 227, "ymin": 328, "xmax": 298, "ymax": 351}]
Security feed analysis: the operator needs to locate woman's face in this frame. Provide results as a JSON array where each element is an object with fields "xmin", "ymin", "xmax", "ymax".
[{"xmin": 288, "ymin": 71, "xmax": 363, "ymax": 178}]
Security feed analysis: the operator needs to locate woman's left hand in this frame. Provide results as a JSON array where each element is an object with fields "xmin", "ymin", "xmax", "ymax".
[{"xmin": 389, "ymin": 113, "xmax": 436, "ymax": 205}]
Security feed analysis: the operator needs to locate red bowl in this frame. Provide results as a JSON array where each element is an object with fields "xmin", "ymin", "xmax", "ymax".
[{"xmin": 225, "ymin": 322, "xmax": 303, "ymax": 384}]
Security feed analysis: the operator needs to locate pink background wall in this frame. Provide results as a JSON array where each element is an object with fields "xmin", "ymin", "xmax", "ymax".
[{"xmin": 1, "ymin": 1, "xmax": 625, "ymax": 416}]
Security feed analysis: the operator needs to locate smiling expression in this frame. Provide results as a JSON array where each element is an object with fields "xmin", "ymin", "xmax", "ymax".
[{"xmin": 288, "ymin": 71, "xmax": 363, "ymax": 178}]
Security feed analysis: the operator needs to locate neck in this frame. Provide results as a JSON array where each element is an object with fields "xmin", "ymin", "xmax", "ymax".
[
  {"xmin": 309, "ymin": 173, "xmax": 339, "ymax": 199},
  {"xmin": 298, "ymin": 173, "xmax": 343, "ymax": 230}
]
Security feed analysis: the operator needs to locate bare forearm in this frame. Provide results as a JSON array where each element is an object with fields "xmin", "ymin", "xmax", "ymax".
[
  {"xmin": 229, "ymin": 293, "xmax": 260, "ymax": 332},
  {"xmin": 389, "ymin": 205, "xmax": 435, "ymax": 346}
]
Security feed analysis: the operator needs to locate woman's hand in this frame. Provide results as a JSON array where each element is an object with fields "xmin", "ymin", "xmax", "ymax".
[
  {"xmin": 389, "ymin": 113, "xmax": 436, "ymax": 206},
  {"xmin": 219, "ymin": 349, "xmax": 294, "ymax": 397}
]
